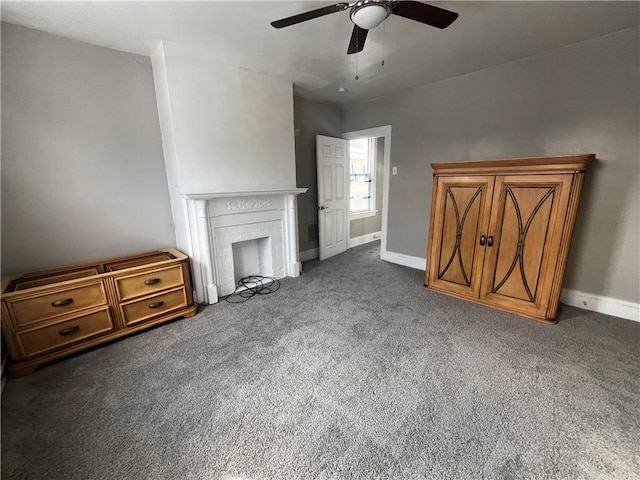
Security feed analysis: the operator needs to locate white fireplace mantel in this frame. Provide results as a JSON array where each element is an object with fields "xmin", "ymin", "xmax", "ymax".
[
  {"xmin": 182, "ymin": 188, "xmax": 308, "ymax": 304},
  {"xmin": 183, "ymin": 188, "xmax": 308, "ymax": 200}
]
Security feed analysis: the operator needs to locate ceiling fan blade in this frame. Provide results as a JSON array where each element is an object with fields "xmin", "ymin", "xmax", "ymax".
[
  {"xmin": 391, "ymin": 1, "xmax": 458, "ymax": 29},
  {"xmin": 347, "ymin": 25, "xmax": 368, "ymax": 54},
  {"xmin": 271, "ymin": 3, "xmax": 349, "ymax": 29}
]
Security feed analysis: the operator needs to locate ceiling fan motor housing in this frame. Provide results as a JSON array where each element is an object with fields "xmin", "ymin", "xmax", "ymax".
[{"xmin": 350, "ymin": 0, "xmax": 393, "ymax": 30}]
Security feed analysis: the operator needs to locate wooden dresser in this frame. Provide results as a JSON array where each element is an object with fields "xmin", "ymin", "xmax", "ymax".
[
  {"xmin": 1, "ymin": 248, "xmax": 198, "ymax": 377},
  {"xmin": 425, "ymin": 154, "xmax": 594, "ymax": 323}
]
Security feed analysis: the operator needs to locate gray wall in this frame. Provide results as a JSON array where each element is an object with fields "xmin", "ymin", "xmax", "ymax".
[
  {"xmin": 293, "ymin": 96, "xmax": 343, "ymax": 253},
  {"xmin": 343, "ymin": 27, "xmax": 639, "ymax": 303},
  {"xmin": 350, "ymin": 136, "xmax": 384, "ymax": 239},
  {"xmin": 1, "ymin": 23, "xmax": 176, "ymax": 274}
]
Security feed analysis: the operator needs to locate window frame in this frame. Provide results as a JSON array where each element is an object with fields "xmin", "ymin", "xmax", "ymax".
[{"xmin": 349, "ymin": 137, "xmax": 378, "ymax": 220}]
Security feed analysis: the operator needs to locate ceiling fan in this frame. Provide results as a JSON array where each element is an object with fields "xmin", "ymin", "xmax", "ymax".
[{"xmin": 271, "ymin": 0, "xmax": 458, "ymax": 55}]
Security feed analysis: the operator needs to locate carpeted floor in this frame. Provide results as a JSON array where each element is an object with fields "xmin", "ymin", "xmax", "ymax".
[{"xmin": 2, "ymin": 241, "xmax": 639, "ymax": 479}]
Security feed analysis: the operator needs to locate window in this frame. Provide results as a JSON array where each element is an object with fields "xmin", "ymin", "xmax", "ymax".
[{"xmin": 349, "ymin": 137, "xmax": 377, "ymax": 218}]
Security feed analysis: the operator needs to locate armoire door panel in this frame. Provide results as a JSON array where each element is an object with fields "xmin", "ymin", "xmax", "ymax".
[
  {"xmin": 438, "ymin": 186, "xmax": 483, "ymax": 285},
  {"xmin": 480, "ymin": 175, "xmax": 573, "ymax": 316},
  {"xmin": 491, "ymin": 186, "xmax": 555, "ymax": 302},
  {"xmin": 427, "ymin": 176, "xmax": 494, "ymax": 298}
]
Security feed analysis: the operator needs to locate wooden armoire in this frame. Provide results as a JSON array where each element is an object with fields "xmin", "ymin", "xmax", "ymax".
[{"xmin": 425, "ymin": 154, "xmax": 594, "ymax": 323}]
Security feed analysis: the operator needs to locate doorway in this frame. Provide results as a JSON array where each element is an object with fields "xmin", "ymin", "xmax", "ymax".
[
  {"xmin": 315, "ymin": 126, "xmax": 391, "ymax": 261},
  {"xmin": 343, "ymin": 126, "xmax": 391, "ymax": 258}
]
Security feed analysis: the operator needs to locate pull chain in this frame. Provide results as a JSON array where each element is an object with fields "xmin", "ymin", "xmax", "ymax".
[
  {"xmin": 355, "ymin": 51, "xmax": 359, "ymax": 80},
  {"xmin": 381, "ymin": 19, "xmax": 386, "ymax": 66}
]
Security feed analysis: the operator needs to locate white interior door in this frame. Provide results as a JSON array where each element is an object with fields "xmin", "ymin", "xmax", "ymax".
[{"xmin": 316, "ymin": 135, "xmax": 348, "ymax": 260}]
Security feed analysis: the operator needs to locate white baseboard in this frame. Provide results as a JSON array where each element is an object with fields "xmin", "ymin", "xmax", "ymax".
[
  {"xmin": 381, "ymin": 251, "xmax": 426, "ymax": 271},
  {"xmin": 378, "ymin": 252, "xmax": 640, "ymax": 323},
  {"xmin": 300, "ymin": 235, "xmax": 383, "ymax": 263},
  {"xmin": 560, "ymin": 289, "xmax": 639, "ymax": 323},
  {"xmin": 300, "ymin": 248, "xmax": 319, "ymax": 262},
  {"xmin": 349, "ymin": 231, "xmax": 382, "ymax": 249}
]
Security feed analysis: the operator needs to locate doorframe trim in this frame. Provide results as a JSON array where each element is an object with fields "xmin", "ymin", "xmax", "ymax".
[{"xmin": 342, "ymin": 125, "xmax": 392, "ymax": 260}]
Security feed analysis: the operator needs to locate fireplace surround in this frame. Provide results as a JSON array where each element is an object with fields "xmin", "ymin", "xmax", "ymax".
[{"xmin": 182, "ymin": 189, "xmax": 307, "ymax": 303}]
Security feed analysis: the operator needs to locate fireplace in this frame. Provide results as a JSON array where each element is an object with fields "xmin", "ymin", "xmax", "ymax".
[
  {"xmin": 182, "ymin": 189, "xmax": 307, "ymax": 303},
  {"xmin": 232, "ymin": 237, "xmax": 273, "ymax": 284}
]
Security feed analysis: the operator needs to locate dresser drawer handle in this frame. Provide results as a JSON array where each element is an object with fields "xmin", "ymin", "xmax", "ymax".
[
  {"xmin": 149, "ymin": 301, "xmax": 164, "ymax": 309},
  {"xmin": 51, "ymin": 298, "xmax": 74, "ymax": 307},
  {"xmin": 144, "ymin": 278, "xmax": 161, "ymax": 286},
  {"xmin": 58, "ymin": 326, "xmax": 80, "ymax": 336}
]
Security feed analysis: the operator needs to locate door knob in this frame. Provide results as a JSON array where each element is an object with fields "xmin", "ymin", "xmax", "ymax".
[
  {"xmin": 487, "ymin": 236, "xmax": 494, "ymax": 247},
  {"xmin": 319, "ymin": 206, "xmax": 326, "ymax": 210},
  {"xmin": 479, "ymin": 235, "xmax": 486, "ymax": 246}
]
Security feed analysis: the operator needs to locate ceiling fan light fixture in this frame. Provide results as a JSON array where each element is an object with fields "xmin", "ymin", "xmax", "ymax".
[
  {"xmin": 350, "ymin": 2, "xmax": 391, "ymax": 30},
  {"xmin": 271, "ymin": 0, "xmax": 458, "ymax": 56}
]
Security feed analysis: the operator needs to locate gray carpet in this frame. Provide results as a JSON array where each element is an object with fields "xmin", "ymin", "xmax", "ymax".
[{"xmin": 2, "ymin": 241, "xmax": 639, "ymax": 479}]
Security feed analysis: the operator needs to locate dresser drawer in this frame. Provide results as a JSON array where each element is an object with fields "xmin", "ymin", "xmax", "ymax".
[
  {"xmin": 121, "ymin": 288, "xmax": 187, "ymax": 326},
  {"xmin": 17, "ymin": 308, "xmax": 115, "ymax": 358},
  {"xmin": 8, "ymin": 282, "xmax": 107, "ymax": 328},
  {"xmin": 115, "ymin": 265, "xmax": 184, "ymax": 301}
]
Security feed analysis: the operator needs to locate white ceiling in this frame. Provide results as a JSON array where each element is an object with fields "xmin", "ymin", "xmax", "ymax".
[{"xmin": 2, "ymin": 1, "xmax": 638, "ymax": 105}]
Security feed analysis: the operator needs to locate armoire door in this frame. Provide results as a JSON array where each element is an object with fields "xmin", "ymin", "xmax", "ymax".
[
  {"xmin": 427, "ymin": 176, "xmax": 495, "ymax": 298},
  {"xmin": 479, "ymin": 174, "xmax": 573, "ymax": 318}
]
